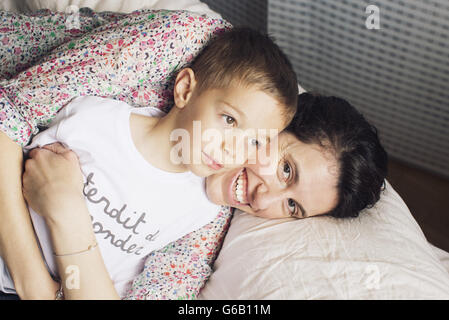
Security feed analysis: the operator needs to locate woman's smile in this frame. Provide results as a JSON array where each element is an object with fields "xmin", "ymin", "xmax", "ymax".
[
  {"xmin": 206, "ymin": 131, "xmax": 340, "ymax": 219},
  {"xmin": 231, "ymin": 168, "xmax": 249, "ymax": 206}
]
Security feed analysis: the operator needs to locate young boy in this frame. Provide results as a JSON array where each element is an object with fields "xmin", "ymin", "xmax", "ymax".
[{"xmin": 0, "ymin": 28, "xmax": 298, "ymax": 298}]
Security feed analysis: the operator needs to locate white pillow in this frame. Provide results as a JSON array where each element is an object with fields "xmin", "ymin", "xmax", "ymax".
[
  {"xmin": 199, "ymin": 181, "xmax": 449, "ymax": 299},
  {"xmin": 0, "ymin": 0, "xmax": 19, "ymax": 12},
  {"xmin": 13, "ymin": 0, "xmax": 221, "ymax": 18}
]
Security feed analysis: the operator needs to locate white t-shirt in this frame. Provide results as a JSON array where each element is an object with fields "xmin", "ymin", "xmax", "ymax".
[{"xmin": 0, "ymin": 96, "xmax": 220, "ymax": 297}]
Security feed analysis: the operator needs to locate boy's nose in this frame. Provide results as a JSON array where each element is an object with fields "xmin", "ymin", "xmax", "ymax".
[
  {"xmin": 220, "ymin": 138, "xmax": 234, "ymax": 165},
  {"xmin": 221, "ymin": 135, "xmax": 248, "ymax": 166}
]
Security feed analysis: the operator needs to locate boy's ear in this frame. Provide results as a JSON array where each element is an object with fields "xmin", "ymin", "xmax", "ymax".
[{"xmin": 174, "ymin": 68, "xmax": 197, "ymax": 109}]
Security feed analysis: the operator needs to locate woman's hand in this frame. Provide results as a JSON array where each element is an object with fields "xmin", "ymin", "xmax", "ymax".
[{"xmin": 22, "ymin": 143, "xmax": 85, "ymax": 225}]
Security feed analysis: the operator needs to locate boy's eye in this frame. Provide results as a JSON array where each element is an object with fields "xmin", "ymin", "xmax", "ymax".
[{"xmin": 222, "ymin": 115, "xmax": 236, "ymax": 126}]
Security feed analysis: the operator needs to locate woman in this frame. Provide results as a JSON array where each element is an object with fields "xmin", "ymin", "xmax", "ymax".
[
  {"xmin": 206, "ymin": 93, "xmax": 388, "ymax": 220},
  {"xmin": 0, "ymin": 10, "xmax": 387, "ymax": 299},
  {"xmin": 13, "ymin": 92, "xmax": 387, "ymax": 300}
]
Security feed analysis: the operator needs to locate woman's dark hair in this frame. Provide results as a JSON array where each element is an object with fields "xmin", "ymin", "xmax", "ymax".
[{"xmin": 285, "ymin": 92, "xmax": 388, "ymax": 218}]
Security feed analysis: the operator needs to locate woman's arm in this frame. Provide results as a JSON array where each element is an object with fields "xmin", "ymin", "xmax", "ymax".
[
  {"xmin": 0, "ymin": 131, "xmax": 59, "ymax": 299},
  {"xmin": 22, "ymin": 143, "xmax": 119, "ymax": 300},
  {"xmin": 0, "ymin": 10, "xmax": 230, "ymax": 299},
  {"xmin": 0, "ymin": 10, "xmax": 231, "ymax": 148}
]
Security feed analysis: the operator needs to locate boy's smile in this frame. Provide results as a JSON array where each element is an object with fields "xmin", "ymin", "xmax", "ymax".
[
  {"xmin": 201, "ymin": 151, "xmax": 224, "ymax": 171},
  {"xmin": 154, "ymin": 67, "xmax": 290, "ymax": 178},
  {"xmin": 175, "ymin": 84, "xmax": 288, "ymax": 177},
  {"xmin": 129, "ymin": 68, "xmax": 293, "ymax": 179}
]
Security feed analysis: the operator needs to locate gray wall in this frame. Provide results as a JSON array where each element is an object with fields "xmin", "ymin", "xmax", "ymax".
[
  {"xmin": 203, "ymin": 0, "xmax": 449, "ymax": 178},
  {"xmin": 201, "ymin": 0, "xmax": 267, "ymax": 33}
]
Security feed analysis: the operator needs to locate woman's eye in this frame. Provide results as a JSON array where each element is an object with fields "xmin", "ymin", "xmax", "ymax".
[
  {"xmin": 287, "ymin": 198, "xmax": 296, "ymax": 215},
  {"xmin": 282, "ymin": 162, "xmax": 291, "ymax": 180},
  {"xmin": 223, "ymin": 115, "xmax": 236, "ymax": 126}
]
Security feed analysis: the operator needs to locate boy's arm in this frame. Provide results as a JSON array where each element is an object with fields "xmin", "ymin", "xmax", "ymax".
[
  {"xmin": 0, "ymin": 131, "xmax": 59, "ymax": 299},
  {"xmin": 23, "ymin": 143, "xmax": 120, "ymax": 300},
  {"xmin": 47, "ymin": 203, "xmax": 120, "ymax": 300}
]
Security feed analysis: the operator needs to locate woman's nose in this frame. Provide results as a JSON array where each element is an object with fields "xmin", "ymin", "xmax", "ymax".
[
  {"xmin": 249, "ymin": 173, "xmax": 286, "ymax": 212},
  {"xmin": 251, "ymin": 185, "xmax": 284, "ymax": 212}
]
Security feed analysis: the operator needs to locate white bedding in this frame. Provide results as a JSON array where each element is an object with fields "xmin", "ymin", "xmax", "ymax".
[
  {"xmin": 0, "ymin": 0, "xmax": 221, "ymax": 18},
  {"xmin": 2, "ymin": 0, "xmax": 449, "ymax": 300},
  {"xmin": 199, "ymin": 181, "xmax": 449, "ymax": 299},
  {"xmin": 431, "ymin": 244, "xmax": 449, "ymax": 274}
]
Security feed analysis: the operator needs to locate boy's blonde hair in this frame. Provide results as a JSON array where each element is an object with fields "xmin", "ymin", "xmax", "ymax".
[{"xmin": 189, "ymin": 27, "xmax": 298, "ymax": 120}]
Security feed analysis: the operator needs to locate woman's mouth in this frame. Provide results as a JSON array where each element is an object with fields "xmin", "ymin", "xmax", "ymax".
[{"xmin": 231, "ymin": 168, "xmax": 249, "ymax": 206}]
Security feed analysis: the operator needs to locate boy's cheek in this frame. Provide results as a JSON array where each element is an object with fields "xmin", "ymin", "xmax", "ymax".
[{"xmin": 198, "ymin": 130, "xmax": 257, "ymax": 167}]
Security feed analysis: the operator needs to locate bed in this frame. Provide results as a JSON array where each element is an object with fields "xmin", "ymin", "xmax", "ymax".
[{"xmin": 1, "ymin": 0, "xmax": 449, "ymax": 299}]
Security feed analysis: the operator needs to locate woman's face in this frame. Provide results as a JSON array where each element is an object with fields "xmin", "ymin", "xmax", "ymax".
[{"xmin": 205, "ymin": 131, "xmax": 339, "ymax": 219}]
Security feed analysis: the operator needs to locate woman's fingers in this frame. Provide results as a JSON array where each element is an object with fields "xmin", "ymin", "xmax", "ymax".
[
  {"xmin": 28, "ymin": 143, "xmax": 80, "ymax": 167},
  {"xmin": 43, "ymin": 143, "xmax": 80, "ymax": 164},
  {"xmin": 42, "ymin": 142, "xmax": 69, "ymax": 154},
  {"xmin": 28, "ymin": 142, "xmax": 70, "ymax": 159},
  {"xmin": 27, "ymin": 147, "xmax": 42, "ymax": 159},
  {"xmin": 22, "ymin": 144, "xmax": 84, "ymax": 218}
]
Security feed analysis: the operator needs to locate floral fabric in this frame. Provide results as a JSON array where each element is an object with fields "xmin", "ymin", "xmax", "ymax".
[
  {"xmin": 0, "ymin": 8, "xmax": 233, "ymax": 300},
  {"xmin": 0, "ymin": 8, "xmax": 231, "ymax": 146}
]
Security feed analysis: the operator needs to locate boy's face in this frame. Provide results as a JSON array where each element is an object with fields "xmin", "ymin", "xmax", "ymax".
[{"xmin": 173, "ymin": 74, "xmax": 288, "ymax": 177}]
